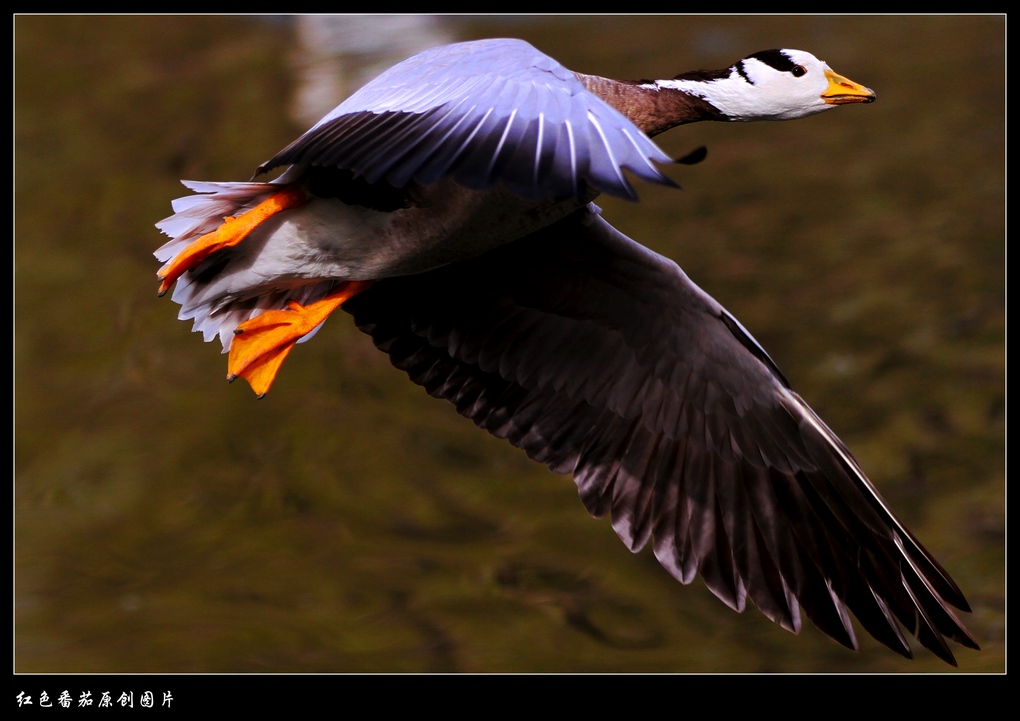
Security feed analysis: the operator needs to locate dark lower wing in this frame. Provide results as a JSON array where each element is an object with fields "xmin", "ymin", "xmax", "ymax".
[{"xmin": 342, "ymin": 207, "xmax": 978, "ymax": 664}]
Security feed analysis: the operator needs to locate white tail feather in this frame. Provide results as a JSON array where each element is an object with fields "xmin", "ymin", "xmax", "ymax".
[{"xmin": 155, "ymin": 178, "xmax": 336, "ymax": 352}]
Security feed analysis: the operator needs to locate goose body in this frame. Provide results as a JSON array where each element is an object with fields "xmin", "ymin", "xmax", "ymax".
[{"xmin": 155, "ymin": 38, "xmax": 979, "ymax": 665}]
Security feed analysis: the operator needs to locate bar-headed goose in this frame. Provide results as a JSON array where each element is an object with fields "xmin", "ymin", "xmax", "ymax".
[{"xmin": 155, "ymin": 38, "xmax": 978, "ymax": 665}]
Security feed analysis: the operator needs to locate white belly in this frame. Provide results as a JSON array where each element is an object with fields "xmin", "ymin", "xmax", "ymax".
[
  {"xmin": 243, "ymin": 179, "xmax": 588, "ymax": 285},
  {"xmin": 172, "ymin": 178, "xmax": 590, "ymax": 339}
]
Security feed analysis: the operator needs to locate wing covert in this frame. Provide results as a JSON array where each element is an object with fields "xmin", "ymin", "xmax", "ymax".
[{"xmin": 258, "ymin": 38, "xmax": 676, "ymax": 201}]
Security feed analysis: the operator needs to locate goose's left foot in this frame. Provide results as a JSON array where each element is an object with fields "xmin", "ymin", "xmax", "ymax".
[
  {"xmin": 157, "ymin": 185, "xmax": 307, "ymax": 296},
  {"xmin": 227, "ymin": 281, "xmax": 373, "ymax": 398}
]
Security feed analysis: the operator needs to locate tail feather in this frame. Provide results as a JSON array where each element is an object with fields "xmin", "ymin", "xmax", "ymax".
[
  {"xmin": 155, "ymin": 180, "xmax": 280, "ymax": 262},
  {"xmin": 155, "ymin": 178, "xmax": 336, "ymax": 352}
]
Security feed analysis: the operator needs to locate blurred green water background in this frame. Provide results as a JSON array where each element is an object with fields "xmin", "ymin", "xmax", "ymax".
[{"xmin": 15, "ymin": 15, "xmax": 1004, "ymax": 673}]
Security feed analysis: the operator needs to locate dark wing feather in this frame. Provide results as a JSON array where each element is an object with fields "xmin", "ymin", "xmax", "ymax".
[
  {"xmin": 257, "ymin": 38, "xmax": 676, "ymax": 201},
  {"xmin": 341, "ymin": 207, "xmax": 978, "ymax": 664}
]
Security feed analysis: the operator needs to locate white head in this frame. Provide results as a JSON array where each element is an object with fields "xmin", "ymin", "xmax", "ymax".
[{"xmin": 654, "ymin": 49, "xmax": 875, "ymax": 122}]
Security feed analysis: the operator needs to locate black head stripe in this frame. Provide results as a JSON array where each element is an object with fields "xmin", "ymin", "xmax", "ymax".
[
  {"xmin": 748, "ymin": 49, "xmax": 796, "ymax": 72},
  {"xmin": 735, "ymin": 59, "xmax": 752, "ymax": 84}
]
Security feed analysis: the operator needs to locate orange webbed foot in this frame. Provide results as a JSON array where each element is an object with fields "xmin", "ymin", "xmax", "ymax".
[
  {"xmin": 157, "ymin": 185, "xmax": 307, "ymax": 296},
  {"xmin": 227, "ymin": 281, "xmax": 374, "ymax": 397}
]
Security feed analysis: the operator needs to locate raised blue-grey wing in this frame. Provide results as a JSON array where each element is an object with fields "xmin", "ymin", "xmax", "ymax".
[
  {"xmin": 258, "ymin": 38, "xmax": 676, "ymax": 201},
  {"xmin": 342, "ymin": 207, "xmax": 979, "ymax": 665}
]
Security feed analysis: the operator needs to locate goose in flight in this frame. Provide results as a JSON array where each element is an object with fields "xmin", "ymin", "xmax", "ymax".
[{"xmin": 154, "ymin": 38, "xmax": 978, "ymax": 665}]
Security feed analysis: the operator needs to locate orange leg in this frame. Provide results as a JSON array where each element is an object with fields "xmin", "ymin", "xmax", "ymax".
[
  {"xmin": 157, "ymin": 185, "xmax": 307, "ymax": 296},
  {"xmin": 227, "ymin": 281, "xmax": 374, "ymax": 398}
]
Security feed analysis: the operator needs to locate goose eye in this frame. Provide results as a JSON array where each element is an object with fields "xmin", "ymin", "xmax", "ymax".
[{"xmin": 791, "ymin": 65, "xmax": 806, "ymax": 77}]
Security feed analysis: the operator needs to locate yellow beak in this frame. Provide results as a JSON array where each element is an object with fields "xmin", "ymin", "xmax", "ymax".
[{"xmin": 822, "ymin": 68, "xmax": 876, "ymax": 105}]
